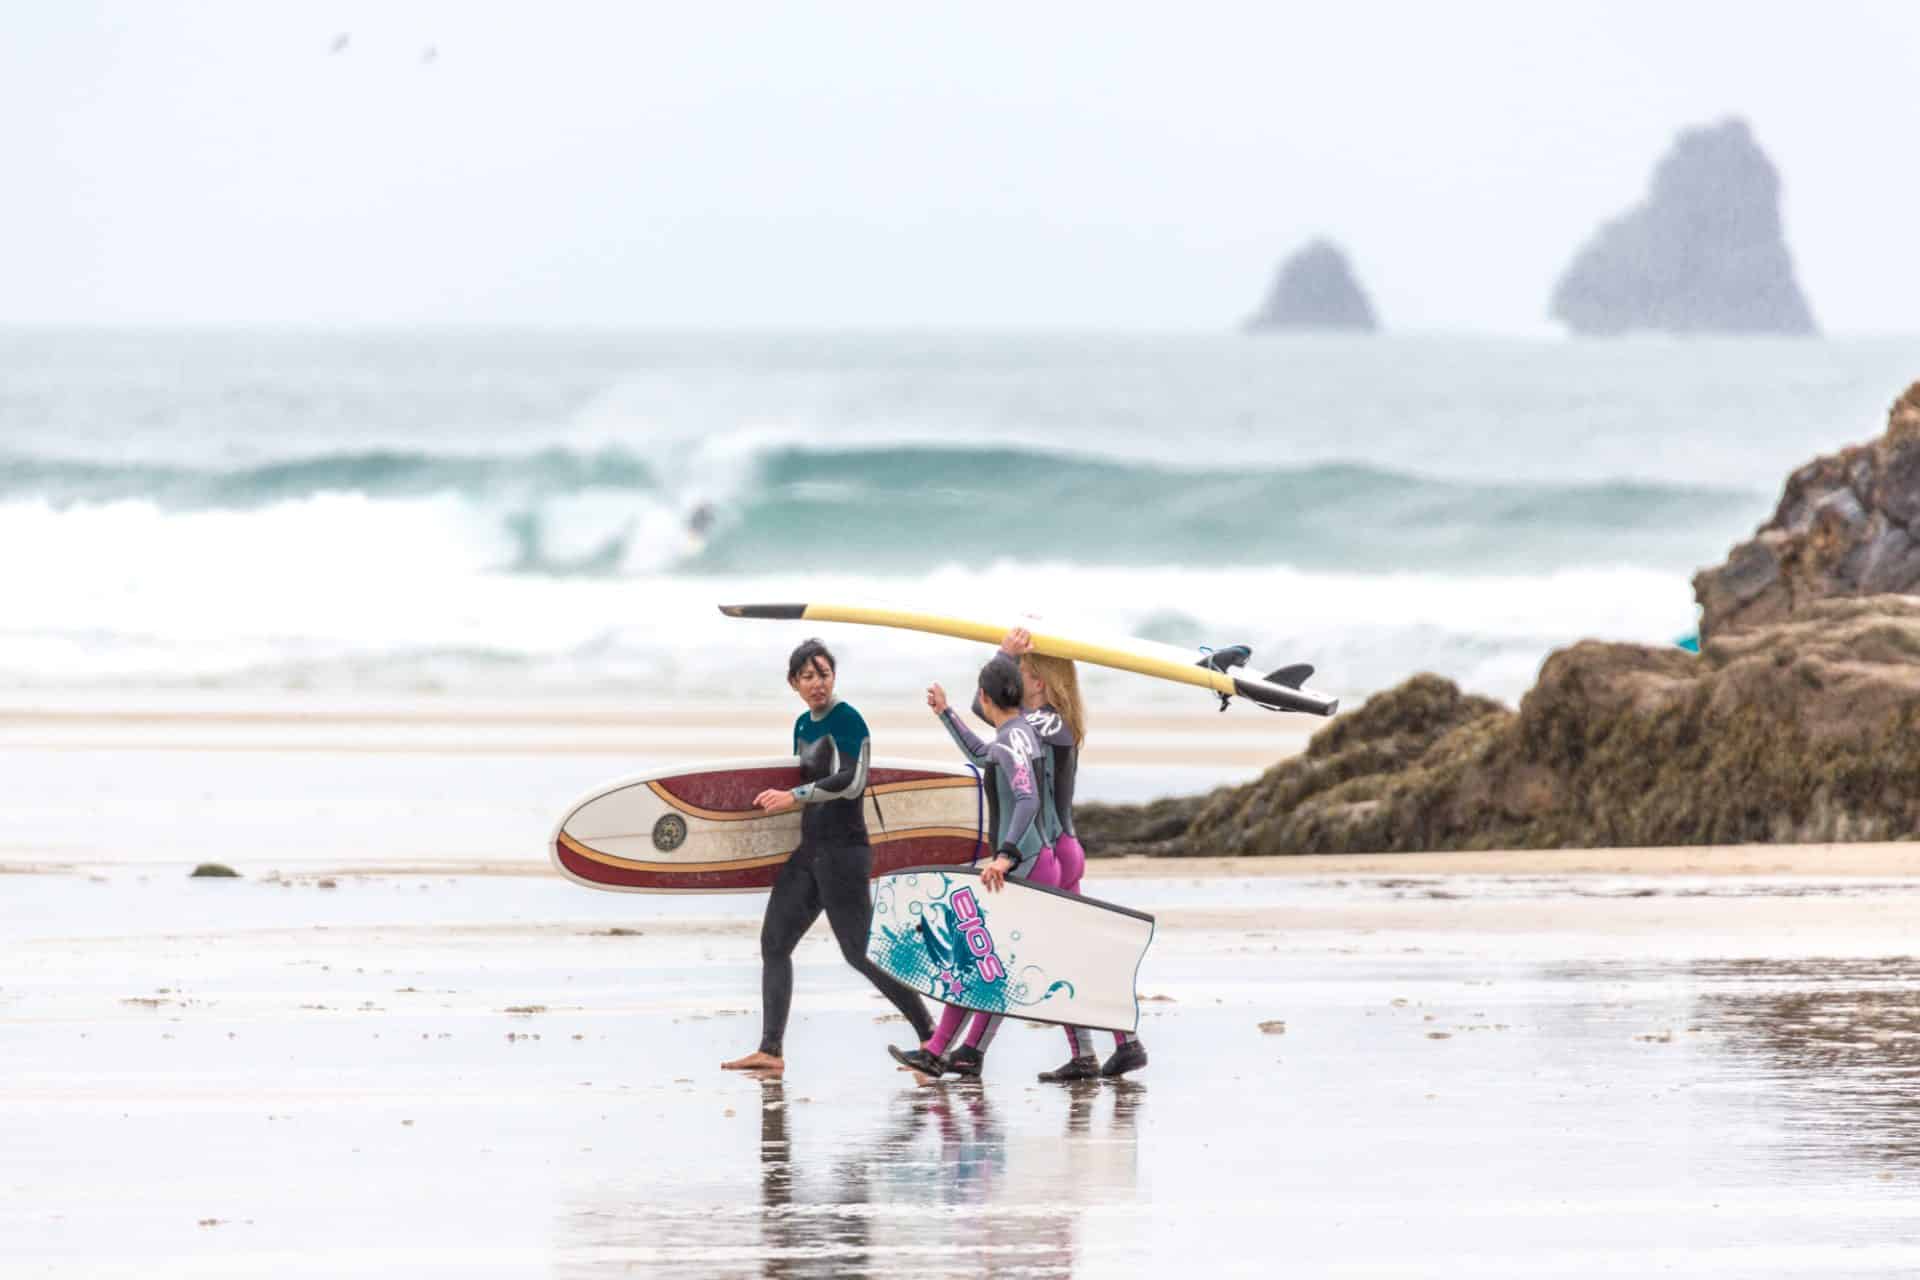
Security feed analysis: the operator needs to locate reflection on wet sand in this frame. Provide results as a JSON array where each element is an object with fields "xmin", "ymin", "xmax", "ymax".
[
  {"xmin": 567, "ymin": 1076, "xmax": 1144, "ymax": 1277},
  {"xmin": 1694, "ymin": 957, "xmax": 1920, "ymax": 1172}
]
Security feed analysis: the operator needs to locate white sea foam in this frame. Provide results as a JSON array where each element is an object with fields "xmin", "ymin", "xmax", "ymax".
[
  {"xmin": 7, "ymin": 330, "xmax": 1903, "ymax": 703},
  {"xmin": 0, "ymin": 489, "xmax": 1692, "ymax": 703}
]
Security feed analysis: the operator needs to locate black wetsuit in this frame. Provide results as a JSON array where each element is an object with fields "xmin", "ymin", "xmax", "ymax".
[{"xmin": 756, "ymin": 700, "xmax": 935, "ymax": 1057}]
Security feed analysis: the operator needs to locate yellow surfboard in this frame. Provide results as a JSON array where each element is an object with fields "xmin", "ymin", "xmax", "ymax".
[{"xmin": 718, "ymin": 601, "xmax": 1336, "ymax": 716}]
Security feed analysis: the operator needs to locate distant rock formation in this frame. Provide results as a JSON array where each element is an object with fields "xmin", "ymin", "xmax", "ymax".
[
  {"xmin": 1695, "ymin": 383, "xmax": 1920, "ymax": 639},
  {"xmin": 1081, "ymin": 596, "xmax": 1920, "ymax": 855},
  {"xmin": 1551, "ymin": 118, "xmax": 1817, "ymax": 336},
  {"xmin": 1245, "ymin": 239, "xmax": 1379, "ymax": 332}
]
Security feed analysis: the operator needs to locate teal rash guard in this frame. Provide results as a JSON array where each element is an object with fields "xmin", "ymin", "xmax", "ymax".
[
  {"xmin": 753, "ymin": 695, "xmax": 933, "ymax": 1056},
  {"xmin": 791, "ymin": 700, "xmax": 872, "ymax": 845}
]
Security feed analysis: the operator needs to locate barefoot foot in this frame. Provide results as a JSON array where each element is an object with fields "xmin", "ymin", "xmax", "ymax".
[{"xmin": 721, "ymin": 1050, "xmax": 785, "ymax": 1075}]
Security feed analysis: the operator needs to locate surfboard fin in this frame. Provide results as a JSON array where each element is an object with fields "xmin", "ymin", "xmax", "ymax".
[
  {"xmin": 1196, "ymin": 648, "xmax": 1250, "ymax": 710},
  {"xmin": 1195, "ymin": 645, "xmax": 1251, "ymax": 675},
  {"xmin": 1266, "ymin": 663, "xmax": 1314, "ymax": 689}
]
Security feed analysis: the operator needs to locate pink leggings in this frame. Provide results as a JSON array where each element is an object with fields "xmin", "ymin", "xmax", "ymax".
[
  {"xmin": 926, "ymin": 846, "xmax": 1060, "ymax": 1055},
  {"xmin": 1053, "ymin": 835, "xmax": 1130, "ymax": 1054}
]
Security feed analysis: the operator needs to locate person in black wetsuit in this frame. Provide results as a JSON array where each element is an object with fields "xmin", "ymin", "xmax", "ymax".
[{"xmin": 721, "ymin": 638, "xmax": 936, "ymax": 1076}]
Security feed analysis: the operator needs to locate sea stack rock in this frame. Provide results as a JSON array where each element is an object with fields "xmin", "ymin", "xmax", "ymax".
[
  {"xmin": 1245, "ymin": 239, "xmax": 1379, "ymax": 332},
  {"xmin": 1550, "ymin": 118, "xmax": 1816, "ymax": 336},
  {"xmin": 1694, "ymin": 383, "xmax": 1920, "ymax": 639}
]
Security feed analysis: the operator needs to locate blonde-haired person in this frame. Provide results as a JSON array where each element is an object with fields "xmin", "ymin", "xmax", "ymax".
[{"xmin": 997, "ymin": 627, "xmax": 1147, "ymax": 1081}]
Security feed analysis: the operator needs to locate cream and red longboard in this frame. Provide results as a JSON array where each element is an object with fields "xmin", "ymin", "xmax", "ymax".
[{"xmin": 551, "ymin": 758, "xmax": 984, "ymax": 893}]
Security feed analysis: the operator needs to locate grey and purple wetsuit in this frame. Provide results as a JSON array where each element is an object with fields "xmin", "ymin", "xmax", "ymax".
[
  {"xmin": 925, "ymin": 705, "xmax": 1055, "ymax": 1056},
  {"xmin": 972, "ymin": 694, "xmax": 1134, "ymax": 1057}
]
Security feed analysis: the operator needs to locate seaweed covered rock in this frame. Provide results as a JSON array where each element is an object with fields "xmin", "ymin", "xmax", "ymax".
[
  {"xmin": 1088, "ymin": 598, "xmax": 1920, "ymax": 855},
  {"xmin": 1550, "ymin": 118, "xmax": 1816, "ymax": 336},
  {"xmin": 1176, "ymin": 674, "xmax": 1510, "ymax": 855},
  {"xmin": 1079, "ymin": 674, "xmax": 1506, "ymax": 855},
  {"xmin": 1074, "ymin": 793, "xmax": 1209, "ymax": 854},
  {"xmin": 1695, "ymin": 383, "xmax": 1920, "ymax": 640}
]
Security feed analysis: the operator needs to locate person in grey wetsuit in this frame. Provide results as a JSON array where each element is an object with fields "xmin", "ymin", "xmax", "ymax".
[
  {"xmin": 996, "ymin": 627, "xmax": 1148, "ymax": 1081},
  {"xmin": 889, "ymin": 654, "xmax": 1060, "ymax": 1079},
  {"xmin": 926, "ymin": 628, "xmax": 1147, "ymax": 1080},
  {"xmin": 721, "ymin": 638, "xmax": 936, "ymax": 1076}
]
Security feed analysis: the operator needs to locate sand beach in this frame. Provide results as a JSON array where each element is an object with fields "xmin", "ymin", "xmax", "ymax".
[
  {"xmin": 9, "ymin": 20, "xmax": 1920, "ymax": 1273},
  {"xmin": 7, "ymin": 697, "xmax": 1920, "ymax": 1275}
]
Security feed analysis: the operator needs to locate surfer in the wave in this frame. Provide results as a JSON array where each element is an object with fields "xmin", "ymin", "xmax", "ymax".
[
  {"xmin": 721, "ymin": 639, "xmax": 936, "ymax": 1076},
  {"xmin": 686, "ymin": 501, "xmax": 716, "ymax": 539},
  {"xmin": 889, "ymin": 654, "xmax": 1058, "ymax": 1079},
  {"xmin": 995, "ymin": 627, "xmax": 1148, "ymax": 1081}
]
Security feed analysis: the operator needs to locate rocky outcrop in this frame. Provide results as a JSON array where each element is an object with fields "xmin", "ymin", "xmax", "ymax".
[
  {"xmin": 1083, "ymin": 596, "xmax": 1920, "ymax": 855},
  {"xmin": 1550, "ymin": 118, "xmax": 1816, "ymax": 336},
  {"xmin": 1078, "ymin": 674, "xmax": 1509, "ymax": 856},
  {"xmin": 1244, "ymin": 239, "xmax": 1379, "ymax": 332},
  {"xmin": 1695, "ymin": 383, "xmax": 1920, "ymax": 640}
]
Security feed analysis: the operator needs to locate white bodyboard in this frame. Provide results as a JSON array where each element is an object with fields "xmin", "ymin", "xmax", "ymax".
[{"xmin": 866, "ymin": 866, "xmax": 1154, "ymax": 1034}]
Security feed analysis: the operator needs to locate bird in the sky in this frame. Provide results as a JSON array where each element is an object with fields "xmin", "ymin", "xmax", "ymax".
[
  {"xmin": 421, "ymin": 45, "xmax": 438, "ymax": 64},
  {"xmin": 329, "ymin": 32, "xmax": 349, "ymax": 54}
]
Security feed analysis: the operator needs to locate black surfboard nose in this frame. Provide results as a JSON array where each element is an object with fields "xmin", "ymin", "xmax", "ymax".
[{"xmin": 719, "ymin": 603, "xmax": 806, "ymax": 619}]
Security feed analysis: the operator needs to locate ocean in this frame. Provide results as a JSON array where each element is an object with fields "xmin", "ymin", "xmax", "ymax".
[{"xmin": 2, "ymin": 329, "xmax": 1914, "ymax": 706}]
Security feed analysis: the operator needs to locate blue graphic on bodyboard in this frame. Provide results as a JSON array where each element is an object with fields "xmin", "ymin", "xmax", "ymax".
[{"xmin": 869, "ymin": 872, "xmax": 1075, "ymax": 1015}]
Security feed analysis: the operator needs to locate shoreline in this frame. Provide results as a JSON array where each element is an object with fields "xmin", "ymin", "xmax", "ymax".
[
  {"xmin": 12, "ymin": 843, "xmax": 1920, "ymax": 882},
  {"xmin": 7, "ymin": 691, "xmax": 1919, "ymax": 882}
]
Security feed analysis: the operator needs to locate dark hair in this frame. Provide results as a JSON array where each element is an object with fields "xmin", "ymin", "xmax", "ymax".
[
  {"xmin": 977, "ymin": 654, "xmax": 1024, "ymax": 711},
  {"xmin": 787, "ymin": 638, "xmax": 837, "ymax": 681}
]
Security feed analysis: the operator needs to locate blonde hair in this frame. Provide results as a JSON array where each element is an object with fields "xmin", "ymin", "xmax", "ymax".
[{"xmin": 1023, "ymin": 653, "xmax": 1086, "ymax": 746}]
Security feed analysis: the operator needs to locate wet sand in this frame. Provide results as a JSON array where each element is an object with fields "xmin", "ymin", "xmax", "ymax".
[
  {"xmin": 9, "ymin": 695, "xmax": 1920, "ymax": 1274},
  {"xmin": 9, "ymin": 868, "xmax": 1920, "ymax": 1276}
]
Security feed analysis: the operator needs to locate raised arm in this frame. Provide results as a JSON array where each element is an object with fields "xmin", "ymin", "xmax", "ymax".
[
  {"xmin": 973, "ymin": 628, "xmax": 1032, "ymax": 725},
  {"xmin": 930, "ymin": 682, "xmax": 993, "ymax": 766}
]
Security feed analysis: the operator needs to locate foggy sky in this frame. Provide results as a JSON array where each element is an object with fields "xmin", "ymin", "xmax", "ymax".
[{"xmin": 5, "ymin": 1, "xmax": 1917, "ymax": 333}]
